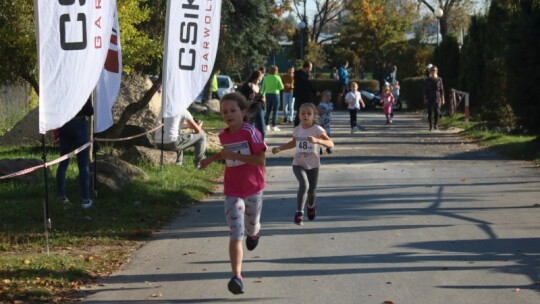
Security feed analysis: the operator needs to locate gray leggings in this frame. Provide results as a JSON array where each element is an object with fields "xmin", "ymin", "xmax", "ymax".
[{"xmin": 292, "ymin": 165, "xmax": 319, "ymax": 212}]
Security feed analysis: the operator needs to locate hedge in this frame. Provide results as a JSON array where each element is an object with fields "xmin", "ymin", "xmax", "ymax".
[{"xmin": 400, "ymin": 77, "xmax": 425, "ymax": 110}]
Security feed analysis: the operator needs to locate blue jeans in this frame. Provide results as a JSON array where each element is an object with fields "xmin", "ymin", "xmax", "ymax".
[
  {"xmin": 282, "ymin": 92, "xmax": 294, "ymax": 122},
  {"xmin": 56, "ymin": 118, "xmax": 91, "ymax": 201},
  {"xmin": 264, "ymin": 93, "xmax": 280, "ymax": 127},
  {"xmin": 250, "ymin": 107, "xmax": 266, "ymax": 138}
]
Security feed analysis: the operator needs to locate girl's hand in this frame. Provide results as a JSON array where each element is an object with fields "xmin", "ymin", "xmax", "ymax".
[
  {"xmin": 272, "ymin": 147, "xmax": 280, "ymax": 154},
  {"xmin": 220, "ymin": 148, "xmax": 236, "ymax": 160},
  {"xmin": 307, "ymin": 136, "xmax": 318, "ymax": 144},
  {"xmin": 199, "ymin": 158, "xmax": 211, "ymax": 169}
]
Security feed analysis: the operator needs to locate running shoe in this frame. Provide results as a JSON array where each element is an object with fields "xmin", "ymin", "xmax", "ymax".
[
  {"xmin": 326, "ymin": 148, "xmax": 332, "ymax": 154},
  {"xmin": 307, "ymin": 204, "xmax": 316, "ymax": 221},
  {"xmin": 228, "ymin": 276, "xmax": 244, "ymax": 295},
  {"xmin": 294, "ymin": 211, "xmax": 304, "ymax": 225},
  {"xmin": 273, "ymin": 126, "xmax": 281, "ymax": 131},
  {"xmin": 81, "ymin": 199, "xmax": 93, "ymax": 209},
  {"xmin": 246, "ymin": 233, "xmax": 260, "ymax": 251}
]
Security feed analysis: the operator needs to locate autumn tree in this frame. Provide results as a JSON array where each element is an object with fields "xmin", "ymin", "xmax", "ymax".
[{"xmin": 417, "ymin": 0, "xmax": 478, "ymax": 38}]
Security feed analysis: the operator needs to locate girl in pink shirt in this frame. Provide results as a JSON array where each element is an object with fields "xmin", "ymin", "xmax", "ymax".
[
  {"xmin": 272, "ymin": 103, "xmax": 334, "ymax": 225},
  {"xmin": 381, "ymin": 83, "xmax": 395, "ymax": 124},
  {"xmin": 200, "ymin": 93, "xmax": 267, "ymax": 295}
]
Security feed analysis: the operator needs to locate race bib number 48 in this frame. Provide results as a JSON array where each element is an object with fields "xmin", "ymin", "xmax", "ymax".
[
  {"xmin": 223, "ymin": 141, "xmax": 251, "ymax": 167},
  {"xmin": 295, "ymin": 137, "xmax": 314, "ymax": 154}
]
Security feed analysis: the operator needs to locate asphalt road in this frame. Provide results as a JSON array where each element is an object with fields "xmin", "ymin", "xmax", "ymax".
[{"xmin": 84, "ymin": 111, "xmax": 540, "ymax": 304}]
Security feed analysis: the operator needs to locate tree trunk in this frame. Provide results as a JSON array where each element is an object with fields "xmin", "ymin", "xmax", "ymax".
[{"xmin": 103, "ymin": 77, "xmax": 162, "ymax": 138}]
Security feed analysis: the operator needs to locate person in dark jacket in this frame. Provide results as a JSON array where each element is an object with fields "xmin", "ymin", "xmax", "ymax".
[
  {"xmin": 424, "ymin": 65, "xmax": 445, "ymax": 131},
  {"xmin": 293, "ymin": 61, "xmax": 318, "ymax": 126},
  {"xmin": 56, "ymin": 97, "xmax": 94, "ymax": 209}
]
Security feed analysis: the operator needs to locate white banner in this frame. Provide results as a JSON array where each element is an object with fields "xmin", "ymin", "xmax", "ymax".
[
  {"xmin": 163, "ymin": 0, "xmax": 222, "ymax": 118},
  {"xmin": 95, "ymin": 8, "xmax": 122, "ymax": 133},
  {"xmin": 36, "ymin": 0, "xmax": 116, "ymax": 133}
]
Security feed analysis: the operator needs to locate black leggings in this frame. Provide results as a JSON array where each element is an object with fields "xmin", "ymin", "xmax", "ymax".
[
  {"xmin": 293, "ymin": 166, "xmax": 319, "ymax": 212},
  {"xmin": 426, "ymin": 102, "xmax": 439, "ymax": 127}
]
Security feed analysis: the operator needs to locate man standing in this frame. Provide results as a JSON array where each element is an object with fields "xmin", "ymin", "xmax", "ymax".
[
  {"xmin": 281, "ymin": 66, "xmax": 295, "ymax": 124},
  {"xmin": 155, "ymin": 109, "xmax": 206, "ymax": 168},
  {"xmin": 293, "ymin": 61, "xmax": 318, "ymax": 126},
  {"xmin": 338, "ymin": 60, "xmax": 349, "ymax": 101}
]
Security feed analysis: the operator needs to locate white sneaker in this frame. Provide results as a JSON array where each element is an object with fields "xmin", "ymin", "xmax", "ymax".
[
  {"xmin": 81, "ymin": 199, "xmax": 93, "ymax": 209},
  {"xmin": 266, "ymin": 125, "xmax": 271, "ymax": 131},
  {"xmin": 273, "ymin": 126, "xmax": 281, "ymax": 131}
]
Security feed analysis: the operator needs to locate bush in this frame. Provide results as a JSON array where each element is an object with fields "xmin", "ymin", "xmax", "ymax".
[{"xmin": 400, "ymin": 77, "xmax": 425, "ymax": 110}]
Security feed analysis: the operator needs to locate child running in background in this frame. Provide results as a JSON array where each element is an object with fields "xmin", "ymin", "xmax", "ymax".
[
  {"xmin": 199, "ymin": 92, "xmax": 266, "ymax": 295},
  {"xmin": 344, "ymin": 82, "xmax": 366, "ymax": 133},
  {"xmin": 318, "ymin": 90, "xmax": 334, "ymax": 154},
  {"xmin": 381, "ymin": 83, "xmax": 395, "ymax": 124},
  {"xmin": 272, "ymin": 103, "xmax": 334, "ymax": 225}
]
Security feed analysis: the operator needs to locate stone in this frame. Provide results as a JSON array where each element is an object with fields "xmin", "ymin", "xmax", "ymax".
[
  {"xmin": 0, "ymin": 158, "xmax": 52, "ymax": 184},
  {"xmin": 92, "ymin": 155, "xmax": 148, "ymax": 192},
  {"xmin": 120, "ymin": 146, "xmax": 177, "ymax": 166}
]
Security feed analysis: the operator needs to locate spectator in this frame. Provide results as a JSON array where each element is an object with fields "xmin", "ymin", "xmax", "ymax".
[
  {"xmin": 338, "ymin": 61, "xmax": 349, "ymax": 100},
  {"xmin": 262, "ymin": 65, "xmax": 284, "ymax": 132},
  {"xmin": 424, "ymin": 65, "xmax": 445, "ymax": 131},
  {"xmin": 155, "ymin": 109, "xmax": 206, "ymax": 168},
  {"xmin": 293, "ymin": 61, "xmax": 318, "ymax": 126},
  {"xmin": 239, "ymin": 70, "xmax": 266, "ymax": 138},
  {"xmin": 281, "ymin": 66, "xmax": 295, "ymax": 124},
  {"xmin": 56, "ymin": 98, "xmax": 94, "ymax": 209}
]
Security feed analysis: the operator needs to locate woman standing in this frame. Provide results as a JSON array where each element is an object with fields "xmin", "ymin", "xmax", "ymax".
[
  {"xmin": 262, "ymin": 65, "xmax": 284, "ymax": 132},
  {"xmin": 239, "ymin": 70, "xmax": 266, "ymax": 138},
  {"xmin": 424, "ymin": 65, "xmax": 445, "ymax": 131}
]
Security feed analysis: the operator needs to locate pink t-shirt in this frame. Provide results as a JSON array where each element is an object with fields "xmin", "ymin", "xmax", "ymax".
[
  {"xmin": 292, "ymin": 124, "xmax": 326, "ymax": 169},
  {"xmin": 219, "ymin": 123, "xmax": 267, "ymax": 197}
]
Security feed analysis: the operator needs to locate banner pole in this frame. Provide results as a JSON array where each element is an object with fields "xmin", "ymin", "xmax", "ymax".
[
  {"xmin": 90, "ymin": 92, "xmax": 97, "ymax": 203},
  {"xmin": 41, "ymin": 134, "xmax": 51, "ymax": 255},
  {"xmin": 160, "ymin": 117, "xmax": 164, "ymax": 169}
]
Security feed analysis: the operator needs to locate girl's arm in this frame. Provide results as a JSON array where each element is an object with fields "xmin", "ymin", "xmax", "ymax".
[
  {"xmin": 272, "ymin": 139, "xmax": 296, "ymax": 154},
  {"xmin": 221, "ymin": 149, "xmax": 266, "ymax": 167},
  {"xmin": 308, "ymin": 133, "xmax": 334, "ymax": 149},
  {"xmin": 358, "ymin": 93, "xmax": 366, "ymax": 108},
  {"xmin": 199, "ymin": 152, "xmax": 223, "ymax": 169}
]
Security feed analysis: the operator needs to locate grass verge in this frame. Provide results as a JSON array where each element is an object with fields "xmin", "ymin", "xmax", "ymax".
[
  {"xmin": 0, "ymin": 115, "xmax": 225, "ymax": 303},
  {"xmin": 440, "ymin": 114, "xmax": 540, "ymax": 166}
]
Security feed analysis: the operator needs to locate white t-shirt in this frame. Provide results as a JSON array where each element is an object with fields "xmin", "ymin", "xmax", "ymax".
[
  {"xmin": 154, "ymin": 110, "xmax": 193, "ymax": 144},
  {"xmin": 292, "ymin": 124, "xmax": 326, "ymax": 169},
  {"xmin": 345, "ymin": 91, "xmax": 362, "ymax": 110}
]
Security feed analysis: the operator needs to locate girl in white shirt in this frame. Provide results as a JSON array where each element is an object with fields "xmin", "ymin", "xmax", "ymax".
[
  {"xmin": 344, "ymin": 82, "xmax": 366, "ymax": 133},
  {"xmin": 272, "ymin": 103, "xmax": 334, "ymax": 225}
]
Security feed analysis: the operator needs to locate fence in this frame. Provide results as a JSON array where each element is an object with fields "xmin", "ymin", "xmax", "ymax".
[{"xmin": 450, "ymin": 88, "xmax": 470, "ymax": 125}]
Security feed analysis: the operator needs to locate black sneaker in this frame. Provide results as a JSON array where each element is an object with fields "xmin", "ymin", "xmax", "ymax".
[
  {"xmin": 294, "ymin": 211, "xmax": 304, "ymax": 225},
  {"xmin": 326, "ymin": 148, "xmax": 332, "ymax": 154},
  {"xmin": 227, "ymin": 276, "xmax": 244, "ymax": 295},
  {"xmin": 307, "ymin": 204, "xmax": 316, "ymax": 221},
  {"xmin": 246, "ymin": 233, "xmax": 260, "ymax": 251}
]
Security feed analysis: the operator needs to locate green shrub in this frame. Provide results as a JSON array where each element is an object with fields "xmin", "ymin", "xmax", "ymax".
[{"xmin": 400, "ymin": 77, "xmax": 425, "ymax": 110}]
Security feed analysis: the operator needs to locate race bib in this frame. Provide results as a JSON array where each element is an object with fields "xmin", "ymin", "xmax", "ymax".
[
  {"xmin": 295, "ymin": 137, "xmax": 314, "ymax": 154},
  {"xmin": 223, "ymin": 141, "xmax": 251, "ymax": 167}
]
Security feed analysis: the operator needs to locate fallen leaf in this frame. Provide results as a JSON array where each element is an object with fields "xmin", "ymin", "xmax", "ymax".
[
  {"xmin": 253, "ymin": 280, "xmax": 262, "ymax": 283},
  {"xmin": 461, "ymin": 178, "xmax": 467, "ymax": 182},
  {"xmin": 149, "ymin": 292, "xmax": 163, "ymax": 298},
  {"xmin": 383, "ymin": 301, "xmax": 395, "ymax": 304},
  {"xmin": 253, "ymin": 256, "xmax": 260, "ymax": 259},
  {"xmin": 23, "ymin": 259, "xmax": 31, "ymax": 265},
  {"xmin": 386, "ymin": 281, "xmax": 392, "ymax": 284},
  {"xmin": 514, "ymin": 288, "xmax": 520, "ymax": 292},
  {"xmin": 201, "ymin": 268, "xmax": 207, "ymax": 271}
]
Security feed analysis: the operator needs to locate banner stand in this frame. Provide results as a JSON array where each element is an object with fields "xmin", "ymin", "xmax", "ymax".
[
  {"xmin": 41, "ymin": 134, "xmax": 51, "ymax": 255},
  {"xmin": 91, "ymin": 93, "xmax": 97, "ymax": 203},
  {"xmin": 160, "ymin": 117, "xmax": 165, "ymax": 169}
]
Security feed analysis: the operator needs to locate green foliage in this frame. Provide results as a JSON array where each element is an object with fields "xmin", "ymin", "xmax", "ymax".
[
  {"xmin": 400, "ymin": 77, "xmax": 426, "ymax": 110},
  {"xmin": 118, "ymin": 0, "xmax": 163, "ymax": 75},
  {"xmin": 219, "ymin": 0, "xmax": 281, "ymax": 77},
  {"xmin": 0, "ymin": 0, "xmax": 38, "ymax": 91},
  {"xmin": 434, "ymin": 34, "xmax": 460, "ymax": 104},
  {"xmin": 457, "ymin": 0, "xmax": 540, "ymax": 133},
  {"xmin": 458, "ymin": 15, "xmax": 487, "ymax": 110}
]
